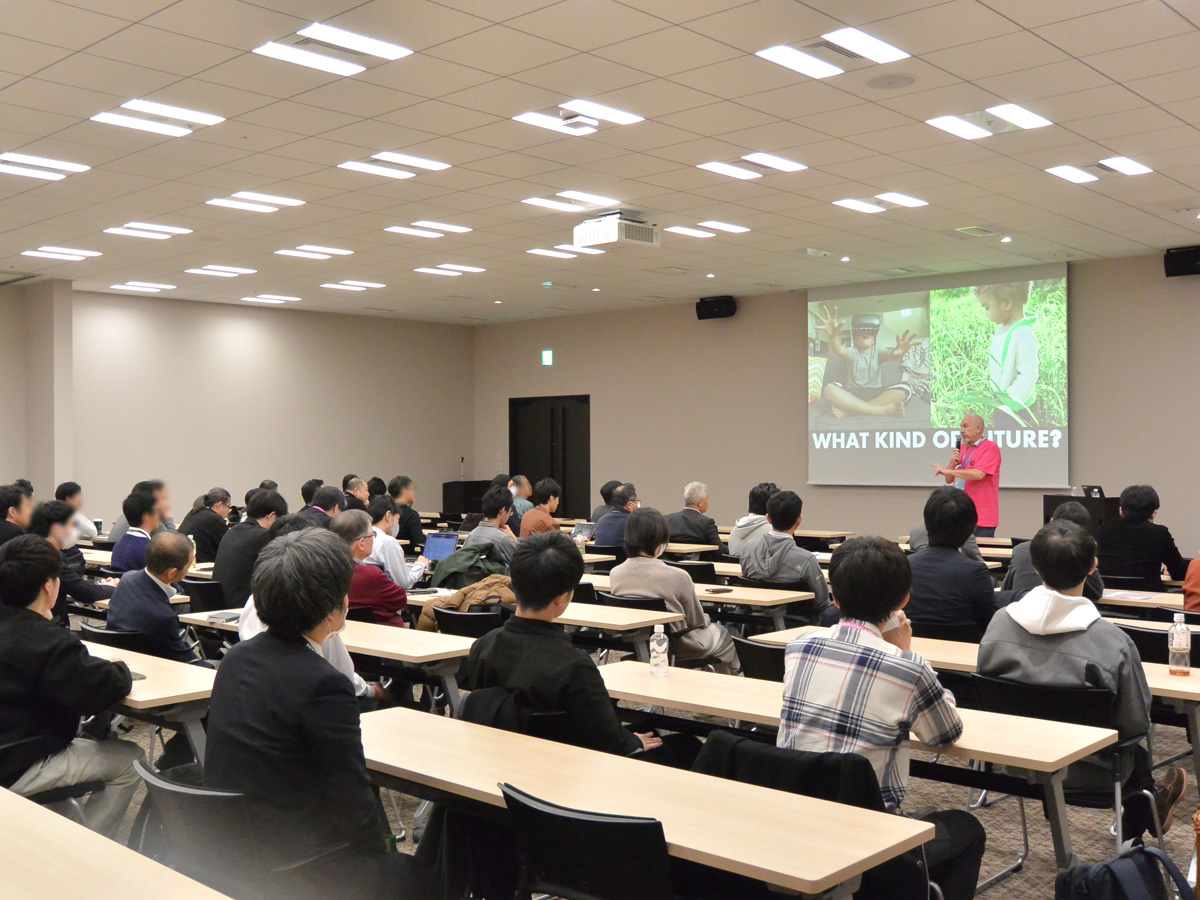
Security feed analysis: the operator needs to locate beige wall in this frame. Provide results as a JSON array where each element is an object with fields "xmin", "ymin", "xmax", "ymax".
[
  {"xmin": 0, "ymin": 286, "xmax": 27, "ymax": 482},
  {"xmin": 474, "ymin": 254, "xmax": 1200, "ymax": 554},
  {"xmin": 70, "ymin": 292, "xmax": 475, "ymax": 526}
]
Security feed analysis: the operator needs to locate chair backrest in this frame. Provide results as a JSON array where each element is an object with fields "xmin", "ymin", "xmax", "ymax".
[
  {"xmin": 1118, "ymin": 624, "xmax": 1200, "ymax": 667},
  {"xmin": 80, "ymin": 621, "xmax": 158, "ymax": 656},
  {"xmin": 99, "ymin": 567, "xmax": 124, "ymax": 580},
  {"xmin": 91, "ymin": 539, "xmax": 117, "ymax": 551},
  {"xmin": 499, "ymin": 783, "xmax": 674, "ymax": 900},
  {"xmin": 909, "ymin": 620, "xmax": 982, "ymax": 643},
  {"xmin": 972, "ymin": 674, "xmax": 1117, "ymax": 729},
  {"xmin": 663, "ymin": 559, "xmax": 719, "ymax": 585},
  {"xmin": 735, "ymin": 575, "xmax": 810, "ymax": 593},
  {"xmin": 590, "ymin": 545, "xmax": 627, "ymax": 572},
  {"xmin": 344, "ymin": 606, "xmax": 376, "ymax": 623},
  {"xmin": 1149, "ymin": 607, "xmax": 1200, "ymax": 626},
  {"xmin": 731, "ymin": 635, "xmax": 786, "ymax": 681},
  {"xmin": 572, "ymin": 580, "xmax": 596, "ymax": 605},
  {"xmin": 1099, "ymin": 572, "xmax": 1161, "ymax": 592},
  {"xmin": 434, "ymin": 606, "xmax": 505, "ymax": 638},
  {"xmin": 179, "ymin": 578, "xmax": 226, "ymax": 613},
  {"xmin": 597, "ymin": 591, "xmax": 668, "ymax": 613}
]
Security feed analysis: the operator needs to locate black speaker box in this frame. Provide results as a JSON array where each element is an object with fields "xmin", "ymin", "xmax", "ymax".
[
  {"xmin": 696, "ymin": 295, "xmax": 737, "ymax": 320},
  {"xmin": 1164, "ymin": 246, "xmax": 1200, "ymax": 277}
]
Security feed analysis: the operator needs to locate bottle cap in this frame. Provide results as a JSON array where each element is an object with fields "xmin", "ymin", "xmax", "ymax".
[
  {"xmin": 1176, "ymin": 613, "xmax": 1186, "ymax": 623},
  {"xmin": 654, "ymin": 624, "xmax": 664, "ymax": 633}
]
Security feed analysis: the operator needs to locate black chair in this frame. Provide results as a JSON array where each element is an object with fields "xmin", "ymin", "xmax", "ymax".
[
  {"xmin": 1099, "ymin": 573, "xmax": 1162, "ymax": 592},
  {"xmin": 180, "ymin": 578, "xmax": 226, "ymax": 613},
  {"xmin": 1118, "ymin": 624, "xmax": 1200, "ymax": 667},
  {"xmin": 573, "ymin": 580, "xmax": 597, "ymax": 604},
  {"xmin": 590, "ymin": 545, "xmax": 626, "ymax": 573},
  {"xmin": 730, "ymin": 635, "xmax": 785, "ymax": 682},
  {"xmin": 80, "ymin": 621, "xmax": 159, "ymax": 656},
  {"xmin": 597, "ymin": 592, "xmax": 719, "ymax": 669},
  {"xmin": 99, "ymin": 567, "xmax": 125, "ymax": 580},
  {"xmin": 433, "ymin": 606, "xmax": 505, "ymax": 638},
  {"xmin": 1148, "ymin": 607, "xmax": 1200, "ymax": 626},
  {"xmin": 500, "ymin": 783, "xmax": 677, "ymax": 900},
  {"xmin": 971, "ymin": 674, "xmax": 1162, "ymax": 852},
  {"xmin": 716, "ymin": 552, "xmax": 740, "ymax": 565},
  {"xmin": 345, "ymin": 606, "xmax": 377, "ymax": 623},
  {"xmin": 663, "ymin": 560, "xmax": 720, "ymax": 585},
  {"xmin": 91, "ymin": 539, "xmax": 117, "ymax": 552},
  {"xmin": 0, "ymin": 737, "xmax": 103, "ymax": 826}
]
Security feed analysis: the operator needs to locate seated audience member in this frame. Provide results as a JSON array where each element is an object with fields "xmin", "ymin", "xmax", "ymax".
[
  {"xmin": 14, "ymin": 478, "xmax": 34, "ymax": 501},
  {"xmin": 491, "ymin": 473, "xmax": 512, "ymax": 491},
  {"xmin": 30, "ymin": 501, "xmax": 116, "ymax": 624},
  {"xmin": 109, "ymin": 479, "xmax": 175, "ymax": 542},
  {"xmin": 343, "ymin": 477, "xmax": 370, "ymax": 512},
  {"xmin": 1004, "ymin": 501, "xmax": 1104, "ymax": 600},
  {"xmin": 388, "ymin": 476, "xmax": 426, "ymax": 552},
  {"xmin": 365, "ymin": 496, "xmax": 429, "ymax": 589},
  {"xmin": 905, "ymin": 488, "xmax": 997, "ymax": 637},
  {"xmin": 180, "ymin": 488, "xmax": 234, "ymax": 563},
  {"xmin": 0, "ymin": 483, "xmax": 32, "ymax": 548},
  {"xmin": 214, "ymin": 489, "xmax": 288, "ymax": 609},
  {"xmin": 1186, "ymin": 558, "xmax": 1200, "ymax": 612},
  {"xmin": 108, "ymin": 532, "xmax": 199, "ymax": 663},
  {"xmin": 463, "ymin": 486, "xmax": 518, "ymax": 565},
  {"xmin": 779, "ymin": 537, "xmax": 985, "ymax": 900},
  {"xmin": 299, "ymin": 485, "xmax": 343, "ymax": 528},
  {"xmin": 259, "ymin": 479, "xmax": 279, "ymax": 492},
  {"xmin": 55, "ymin": 481, "xmax": 98, "ymax": 539},
  {"xmin": 610, "ymin": 508, "xmax": 740, "ymax": 674},
  {"xmin": 740, "ymin": 491, "xmax": 832, "ymax": 622},
  {"xmin": 519, "ymin": 478, "xmax": 562, "ymax": 537},
  {"xmin": 366, "ymin": 477, "xmax": 387, "ymax": 501},
  {"xmin": 592, "ymin": 483, "xmax": 639, "ymax": 547},
  {"xmin": 728, "ymin": 481, "xmax": 779, "ymax": 557},
  {"xmin": 205, "ymin": 529, "xmax": 432, "ymax": 898},
  {"xmin": 666, "ymin": 481, "xmax": 723, "ymax": 560},
  {"xmin": 466, "ymin": 531, "xmax": 699, "ymax": 768},
  {"xmin": 298, "ymin": 477, "xmax": 324, "ymax": 513},
  {"xmin": 342, "ymin": 473, "xmax": 358, "ymax": 492},
  {"xmin": 0, "ymin": 535, "xmax": 143, "ymax": 838},
  {"xmin": 111, "ymin": 490, "xmax": 160, "ymax": 572},
  {"xmin": 980, "ymin": 520, "xmax": 1187, "ymax": 838},
  {"xmin": 511, "ymin": 475, "xmax": 534, "ymax": 518},
  {"xmin": 1097, "ymin": 484, "xmax": 1188, "ymax": 591},
  {"xmin": 590, "ymin": 479, "xmax": 623, "ymax": 523},
  {"xmin": 909, "ymin": 522, "xmax": 983, "ymax": 563},
  {"xmin": 331, "ymin": 511, "xmax": 406, "ymax": 626}
]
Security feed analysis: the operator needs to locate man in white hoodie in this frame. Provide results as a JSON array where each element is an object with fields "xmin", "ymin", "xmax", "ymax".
[
  {"xmin": 727, "ymin": 481, "xmax": 779, "ymax": 557},
  {"xmin": 979, "ymin": 520, "xmax": 1187, "ymax": 839}
]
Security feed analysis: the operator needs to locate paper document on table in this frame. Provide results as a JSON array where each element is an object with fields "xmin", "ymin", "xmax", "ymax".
[{"xmin": 1106, "ymin": 591, "xmax": 1155, "ymax": 600}]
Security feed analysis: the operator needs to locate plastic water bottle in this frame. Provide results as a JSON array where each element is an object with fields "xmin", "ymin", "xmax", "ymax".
[
  {"xmin": 1169, "ymin": 614, "xmax": 1191, "ymax": 676},
  {"xmin": 649, "ymin": 624, "xmax": 669, "ymax": 677}
]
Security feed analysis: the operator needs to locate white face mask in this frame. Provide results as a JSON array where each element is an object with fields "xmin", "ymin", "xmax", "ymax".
[
  {"xmin": 389, "ymin": 518, "xmax": 400, "ymax": 539},
  {"xmin": 324, "ymin": 611, "xmax": 348, "ymax": 641},
  {"xmin": 653, "ymin": 544, "xmax": 667, "ymax": 559},
  {"xmin": 61, "ymin": 528, "xmax": 78, "ymax": 550}
]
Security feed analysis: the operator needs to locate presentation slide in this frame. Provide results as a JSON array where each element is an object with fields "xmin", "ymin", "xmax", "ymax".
[{"xmin": 807, "ymin": 266, "xmax": 1068, "ymax": 487}]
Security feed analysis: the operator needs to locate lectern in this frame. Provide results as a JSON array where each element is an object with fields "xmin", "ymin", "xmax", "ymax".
[{"xmin": 1042, "ymin": 494, "xmax": 1121, "ymax": 535}]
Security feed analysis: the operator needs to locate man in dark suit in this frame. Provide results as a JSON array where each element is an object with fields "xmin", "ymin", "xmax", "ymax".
[
  {"xmin": 204, "ymin": 528, "xmax": 433, "ymax": 899},
  {"xmin": 906, "ymin": 487, "xmax": 998, "ymax": 639},
  {"xmin": 343, "ymin": 477, "xmax": 369, "ymax": 513},
  {"xmin": 214, "ymin": 489, "xmax": 288, "ymax": 609},
  {"xmin": 388, "ymin": 475, "xmax": 426, "ymax": 552},
  {"xmin": 0, "ymin": 483, "xmax": 32, "ymax": 548},
  {"xmin": 592, "ymin": 483, "xmax": 639, "ymax": 548},
  {"xmin": 590, "ymin": 480, "xmax": 623, "ymax": 523},
  {"xmin": 30, "ymin": 500, "xmax": 117, "ymax": 625},
  {"xmin": 108, "ymin": 531, "xmax": 199, "ymax": 663},
  {"xmin": 297, "ymin": 485, "xmax": 343, "ymax": 529},
  {"xmin": 665, "ymin": 481, "xmax": 723, "ymax": 560},
  {"xmin": 1098, "ymin": 484, "xmax": 1189, "ymax": 591}
]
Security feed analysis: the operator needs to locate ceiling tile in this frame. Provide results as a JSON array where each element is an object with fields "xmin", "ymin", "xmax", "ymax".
[
  {"xmin": 506, "ymin": 0, "xmax": 670, "ymax": 51},
  {"xmin": 1034, "ymin": 1, "xmax": 1194, "ymax": 56}
]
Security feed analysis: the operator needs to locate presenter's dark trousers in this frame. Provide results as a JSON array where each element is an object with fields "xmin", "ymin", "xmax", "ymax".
[{"xmin": 974, "ymin": 526, "xmax": 996, "ymax": 538}]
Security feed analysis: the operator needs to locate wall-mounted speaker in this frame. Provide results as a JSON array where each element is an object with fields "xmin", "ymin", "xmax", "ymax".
[
  {"xmin": 696, "ymin": 295, "xmax": 737, "ymax": 320},
  {"xmin": 1164, "ymin": 246, "xmax": 1200, "ymax": 277}
]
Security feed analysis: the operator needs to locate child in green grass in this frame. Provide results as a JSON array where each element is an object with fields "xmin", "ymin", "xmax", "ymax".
[{"xmin": 978, "ymin": 282, "xmax": 1038, "ymax": 428}]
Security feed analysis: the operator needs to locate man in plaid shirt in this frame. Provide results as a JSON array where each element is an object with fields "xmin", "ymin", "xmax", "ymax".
[{"xmin": 779, "ymin": 537, "xmax": 986, "ymax": 900}]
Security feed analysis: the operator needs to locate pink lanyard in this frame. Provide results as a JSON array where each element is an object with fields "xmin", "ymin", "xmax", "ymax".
[{"xmin": 838, "ymin": 622, "xmax": 877, "ymax": 637}]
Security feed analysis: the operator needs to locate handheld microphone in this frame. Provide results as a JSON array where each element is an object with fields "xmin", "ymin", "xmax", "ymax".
[{"xmin": 954, "ymin": 435, "xmax": 962, "ymax": 450}]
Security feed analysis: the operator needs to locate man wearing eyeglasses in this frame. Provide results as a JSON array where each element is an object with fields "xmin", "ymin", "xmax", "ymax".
[
  {"xmin": 330, "ymin": 511, "xmax": 407, "ymax": 627},
  {"xmin": 592, "ymin": 483, "xmax": 640, "ymax": 549}
]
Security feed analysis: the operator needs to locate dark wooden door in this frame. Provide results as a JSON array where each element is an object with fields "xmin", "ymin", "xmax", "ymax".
[{"xmin": 509, "ymin": 395, "xmax": 591, "ymax": 519}]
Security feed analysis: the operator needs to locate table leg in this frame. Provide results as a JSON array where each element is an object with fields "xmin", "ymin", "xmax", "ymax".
[
  {"xmin": 439, "ymin": 672, "xmax": 462, "ymax": 716},
  {"xmin": 183, "ymin": 718, "xmax": 207, "ymax": 766},
  {"xmin": 1182, "ymin": 700, "xmax": 1200, "ymax": 784},
  {"xmin": 1035, "ymin": 769, "xmax": 1077, "ymax": 872},
  {"xmin": 769, "ymin": 609, "xmax": 786, "ymax": 631},
  {"xmin": 631, "ymin": 629, "xmax": 650, "ymax": 663}
]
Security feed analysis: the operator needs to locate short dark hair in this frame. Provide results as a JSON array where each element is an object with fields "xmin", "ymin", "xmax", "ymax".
[
  {"xmin": 508, "ymin": 531, "xmax": 584, "ymax": 612},
  {"xmin": 611, "ymin": 483, "xmax": 638, "ymax": 508},
  {"xmin": 145, "ymin": 531, "xmax": 193, "ymax": 575},
  {"xmin": 30, "ymin": 500, "xmax": 74, "ymax": 537},
  {"xmin": 132, "ymin": 480, "xmax": 164, "ymax": 495},
  {"xmin": 367, "ymin": 477, "xmax": 387, "ymax": 498},
  {"xmin": 122, "ymin": 490, "xmax": 158, "ymax": 529},
  {"xmin": 342, "ymin": 473, "xmax": 358, "ymax": 491},
  {"xmin": 253, "ymin": 529, "xmax": 353, "ymax": 638},
  {"xmin": 766, "ymin": 491, "xmax": 802, "ymax": 531},
  {"xmin": 0, "ymin": 485, "xmax": 27, "ymax": 521},
  {"xmin": 923, "ymin": 487, "xmax": 976, "ymax": 549},
  {"xmin": 1050, "ymin": 501, "xmax": 1093, "ymax": 531},
  {"xmin": 311, "ymin": 485, "xmax": 344, "ymax": 512},
  {"xmin": 367, "ymin": 494, "xmax": 398, "ymax": 524},
  {"xmin": 491, "ymin": 473, "xmax": 511, "ymax": 488},
  {"xmin": 531, "ymin": 478, "xmax": 561, "ymax": 506},
  {"xmin": 246, "ymin": 489, "xmax": 288, "ymax": 520},
  {"xmin": 330, "ymin": 509, "xmax": 372, "ymax": 544},
  {"xmin": 1119, "ymin": 484, "xmax": 1160, "ymax": 523},
  {"xmin": 481, "ymin": 485, "xmax": 514, "ymax": 519},
  {"xmin": 624, "ymin": 507, "xmax": 670, "ymax": 557},
  {"xmin": 345, "ymin": 477, "xmax": 366, "ymax": 494},
  {"xmin": 388, "ymin": 475, "xmax": 413, "ymax": 499},
  {"xmin": 748, "ymin": 482, "xmax": 780, "ymax": 516},
  {"xmin": 13, "ymin": 479, "xmax": 33, "ymax": 496},
  {"xmin": 259, "ymin": 479, "xmax": 278, "ymax": 491},
  {"xmin": 599, "ymin": 480, "xmax": 622, "ymax": 504},
  {"xmin": 267, "ymin": 514, "xmax": 314, "ymax": 541},
  {"xmin": 55, "ymin": 481, "xmax": 82, "ymax": 502},
  {"xmin": 1030, "ymin": 520, "xmax": 1096, "ymax": 591},
  {"xmin": 0, "ymin": 535, "xmax": 61, "ymax": 608},
  {"xmin": 828, "ymin": 537, "xmax": 912, "ymax": 625},
  {"xmin": 300, "ymin": 478, "xmax": 324, "ymax": 505}
]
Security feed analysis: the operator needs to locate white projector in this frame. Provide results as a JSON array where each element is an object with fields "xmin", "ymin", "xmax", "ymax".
[{"xmin": 573, "ymin": 213, "xmax": 659, "ymax": 248}]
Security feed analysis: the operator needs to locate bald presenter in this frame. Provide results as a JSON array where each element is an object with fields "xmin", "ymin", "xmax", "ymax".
[{"xmin": 931, "ymin": 415, "xmax": 1002, "ymax": 537}]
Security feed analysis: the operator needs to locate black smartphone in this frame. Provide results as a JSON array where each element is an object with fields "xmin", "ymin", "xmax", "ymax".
[
  {"xmin": 705, "ymin": 587, "xmax": 734, "ymax": 594},
  {"xmin": 129, "ymin": 671, "xmax": 147, "ymax": 681}
]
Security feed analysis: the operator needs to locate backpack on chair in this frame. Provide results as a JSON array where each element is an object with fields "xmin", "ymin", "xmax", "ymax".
[{"xmin": 1056, "ymin": 844, "xmax": 1194, "ymax": 900}]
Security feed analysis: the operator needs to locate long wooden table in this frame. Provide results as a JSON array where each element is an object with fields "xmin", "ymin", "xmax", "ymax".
[
  {"xmin": 599, "ymin": 660, "xmax": 1116, "ymax": 871},
  {"xmin": 360, "ymin": 706, "xmax": 932, "ymax": 898},
  {"xmin": 84, "ymin": 641, "xmax": 214, "ymax": 763},
  {"xmin": 711, "ymin": 558, "xmax": 1000, "ymax": 580},
  {"xmin": 582, "ymin": 573, "xmax": 814, "ymax": 630},
  {"xmin": 1096, "ymin": 589, "xmax": 1184, "ymax": 610},
  {"xmin": 81, "ymin": 548, "xmax": 215, "ymax": 581}
]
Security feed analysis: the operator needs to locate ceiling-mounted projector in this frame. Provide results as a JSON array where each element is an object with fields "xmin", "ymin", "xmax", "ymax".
[{"xmin": 573, "ymin": 211, "xmax": 660, "ymax": 248}]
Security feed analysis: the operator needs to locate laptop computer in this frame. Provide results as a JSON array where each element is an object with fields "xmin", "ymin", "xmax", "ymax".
[
  {"xmin": 570, "ymin": 522, "xmax": 596, "ymax": 541},
  {"xmin": 1081, "ymin": 485, "xmax": 1105, "ymax": 498},
  {"xmin": 423, "ymin": 532, "xmax": 460, "ymax": 563}
]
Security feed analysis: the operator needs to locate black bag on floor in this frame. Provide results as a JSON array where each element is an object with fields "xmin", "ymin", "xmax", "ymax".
[{"xmin": 1056, "ymin": 845, "xmax": 1194, "ymax": 900}]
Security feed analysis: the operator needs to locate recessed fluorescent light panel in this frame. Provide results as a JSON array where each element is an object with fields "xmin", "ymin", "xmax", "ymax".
[
  {"xmin": 820, "ymin": 28, "xmax": 910, "ymax": 63},
  {"xmin": 664, "ymin": 226, "xmax": 716, "ymax": 238},
  {"xmin": 127, "ymin": 282, "xmax": 176, "ymax": 289},
  {"xmin": 522, "ymin": 197, "xmax": 588, "ymax": 213},
  {"xmin": 834, "ymin": 199, "xmax": 887, "ymax": 213},
  {"xmin": 296, "ymin": 23, "xmax": 412, "ymax": 61},
  {"xmin": 340, "ymin": 281, "xmax": 384, "ymax": 288},
  {"xmin": 296, "ymin": 244, "xmax": 352, "ymax": 255},
  {"xmin": 242, "ymin": 296, "xmax": 285, "ymax": 304},
  {"xmin": 120, "ymin": 99, "xmax": 224, "ymax": 126},
  {"xmin": 23, "ymin": 250, "xmax": 86, "ymax": 261},
  {"xmin": 258, "ymin": 294, "xmax": 301, "ymax": 302},
  {"xmin": 875, "ymin": 192, "xmax": 928, "ymax": 208},
  {"xmin": 231, "ymin": 191, "xmax": 304, "ymax": 207},
  {"xmin": 1045, "ymin": 165, "xmax": 1098, "ymax": 184},
  {"xmin": 322, "ymin": 282, "xmax": 365, "ymax": 291},
  {"xmin": 252, "ymin": 41, "xmax": 365, "ymax": 76},
  {"xmin": 203, "ymin": 265, "xmax": 256, "ymax": 274},
  {"xmin": 437, "ymin": 264, "xmax": 486, "ymax": 272},
  {"xmin": 741, "ymin": 152, "xmax": 806, "ymax": 172},
  {"xmin": 0, "ymin": 152, "xmax": 89, "ymax": 173},
  {"xmin": 513, "ymin": 112, "xmax": 596, "ymax": 136},
  {"xmin": 556, "ymin": 191, "xmax": 619, "ymax": 206},
  {"xmin": 385, "ymin": 226, "xmax": 443, "ymax": 238},
  {"xmin": 697, "ymin": 161, "xmax": 762, "ymax": 180},
  {"xmin": 104, "ymin": 222, "xmax": 191, "ymax": 240},
  {"xmin": 558, "ymin": 100, "xmax": 643, "ymax": 125},
  {"xmin": 527, "ymin": 249, "xmax": 576, "ymax": 258},
  {"xmin": 414, "ymin": 267, "xmax": 461, "ymax": 276},
  {"xmin": 697, "ymin": 221, "xmax": 750, "ymax": 233},
  {"xmin": 985, "ymin": 104, "xmax": 1052, "ymax": 130},
  {"xmin": 89, "ymin": 112, "xmax": 191, "ymax": 138},
  {"xmin": 337, "ymin": 160, "xmax": 414, "ymax": 180},
  {"xmin": 554, "ymin": 245, "xmax": 604, "ymax": 255},
  {"xmin": 1099, "ymin": 156, "xmax": 1153, "ymax": 175},
  {"xmin": 111, "ymin": 284, "xmax": 161, "ymax": 293},
  {"xmin": 185, "ymin": 268, "xmax": 237, "ymax": 277},
  {"xmin": 411, "ymin": 221, "xmax": 470, "ymax": 233},
  {"xmin": 105, "ymin": 227, "xmax": 170, "ymax": 239},
  {"xmin": 276, "ymin": 249, "xmax": 331, "ymax": 259},
  {"xmin": 126, "ymin": 222, "xmax": 191, "ymax": 235},
  {"xmin": 371, "ymin": 152, "xmax": 450, "ymax": 171},
  {"xmin": 207, "ymin": 198, "xmax": 278, "ymax": 213},
  {"xmin": 0, "ymin": 163, "xmax": 65, "ymax": 181},
  {"xmin": 926, "ymin": 115, "xmax": 992, "ymax": 140},
  {"xmin": 755, "ymin": 45, "xmax": 843, "ymax": 79}
]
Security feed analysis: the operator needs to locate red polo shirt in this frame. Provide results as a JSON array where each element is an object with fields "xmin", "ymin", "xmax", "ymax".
[{"xmin": 957, "ymin": 439, "xmax": 1001, "ymax": 528}]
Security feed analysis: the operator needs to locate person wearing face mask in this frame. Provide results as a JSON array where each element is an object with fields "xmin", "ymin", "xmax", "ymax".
[
  {"xmin": 608, "ymin": 508, "xmax": 741, "ymax": 675},
  {"xmin": 30, "ymin": 501, "xmax": 118, "ymax": 626},
  {"xmin": 107, "ymin": 531, "xmax": 200, "ymax": 664},
  {"xmin": 205, "ymin": 528, "xmax": 435, "ymax": 900},
  {"xmin": 364, "ymin": 495, "xmax": 429, "ymax": 588},
  {"xmin": 180, "ymin": 487, "xmax": 234, "ymax": 563},
  {"xmin": 213, "ymin": 489, "xmax": 289, "ymax": 610},
  {"xmin": 331, "ymin": 510, "xmax": 408, "ymax": 627}
]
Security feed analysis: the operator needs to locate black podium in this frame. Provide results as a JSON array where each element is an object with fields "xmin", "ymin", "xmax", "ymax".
[
  {"xmin": 1042, "ymin": 494, "xmax": 1121, "ymax": 535},
  {"xmin": 443, "ymin": 480, "xmax": 492, "ymax": 516}
]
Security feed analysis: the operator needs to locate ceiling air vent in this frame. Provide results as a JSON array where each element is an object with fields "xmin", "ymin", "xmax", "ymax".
[
  {"xmin": 955, "ymin": 226, "xmax": 999, "ymax": 238},
  {"xmin": 806, "ymin": 40, "xmax": 864, "ymax": 61}
]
